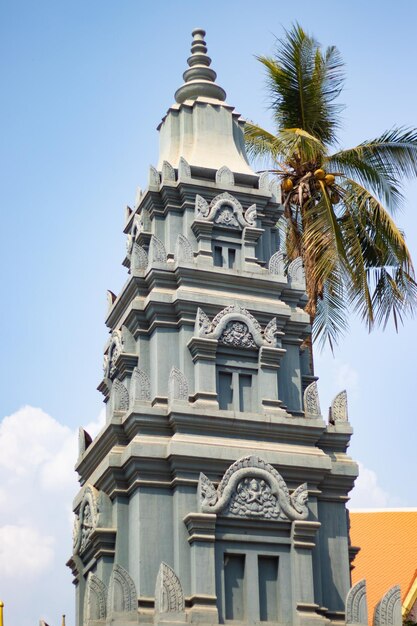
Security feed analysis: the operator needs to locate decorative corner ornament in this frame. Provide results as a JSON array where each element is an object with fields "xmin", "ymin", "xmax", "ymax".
[
  {"xmin": 303, "ymin": 381, "xmax": 321, "ymax": 418},
  {"xmin": 346, "ymin": 579, "xmax": 368, "ymax": 626},
  {"xmin": 373, "ymin": 585, "xmax": 401, "ymax": 626},
  {"xmin": 155, "ymin": 562, "xmax": 185, "ymax": 614},
  {"xmin": 216, "ymin": 165, "xmax": 234, "ymax": 186},
  {"xmin": 329, "ymin": 390, "xmax": 348, "ymax": 423},
  {"xmin": 197, "ymin": 455, "xmax": 309, "ymax": 521}
]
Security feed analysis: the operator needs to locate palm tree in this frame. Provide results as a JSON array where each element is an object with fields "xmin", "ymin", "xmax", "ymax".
[{"xmin": 245, "ymin": 24, "xmax": 417, "ymax": 351}]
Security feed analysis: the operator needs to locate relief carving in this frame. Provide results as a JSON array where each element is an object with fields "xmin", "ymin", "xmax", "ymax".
[
  {"xmin": 194, "ymin": 192, "xmax": 256, "ymax": 230},
  {"xmin": 132, "ymin": 243, "xmax": 148, "ymax": 271},
  {"xmin": 131, "ymin": 367, "xmax": 151, "ymax": 403},
  {"xmin": 258, "ymin": 171, "xmax": 270, "ymax": 193},
  {"xmin": 219, "ymin": 321, "xmax": 256, "ymax": 349},
  {"xmin": 149, "ymin": 235, "xmax": 167, "ymax": 263},
  {"xmin": 178, "ymin": 157, "xmax": 191, "ymax": 180},
  {"xmin": 303, "ymin": 381, "xmax": 321, "ymax": 418},
  {"xmin": 107, "ymin": 564, "xmax": 137, "ymax": 614},
  {"xmin": 288, "ymin": 257, "xmax": 305, "ymax": 285},
  {"xmin": 73, "ymin": 485, "xmax": 100, "ymax": 555},
  {"xmin": 216, "ymin": 165, "xmax": 234, "ymax": 186},
  {"xmin": 112, "ymin": 379, "xmax": 130, "ymax": 412},
  {"xmin": 346, "ymin": 579, "xmax": 368, "ymax": 625},
  {"xmin": 148, "ymin": 165, "xmax": 160, "ymax": 188},
  {"xmin": 168, "ymin": 367, "xmax": 189, "ymax": 402},
  {"xmin": 175, "ymin": 234, "xmax": 194, "ymax": 262},
  {"xmin": 161, "ymin": 160, "xmax": 175, "ymax": 183},
  {"xmin": 264, "ymin": 317, "xmax": 279, "ymax": 345},
  {"xmin": 155, "ymin": 562, "xmax": 185, "ymax": 614},
  {"xmin": 329, "ymin": 390, "xmax": 348, "ymax": 423},
  {"xmin": 84, "ymin": 573, "xmax": 107, "ymax": 623},
  {"xmin": 373, "ymin": 585, "xmax": 401, "ymax": 626},
  {"xmin": 198, "ymin": 455, "xmax": 309, "ymax": 521},
  {"xmin": 268, "ymin": 251, "xmax": 285, "ymax": 275}
]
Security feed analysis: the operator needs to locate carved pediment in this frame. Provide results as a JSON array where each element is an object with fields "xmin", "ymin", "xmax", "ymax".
[
  {"xmin": 198, "ymin": 455, "xmax": 309, "ymax": 521},
  {"xmin": 195, "ymin": 305, "xmax": 279, "ymax": 348},
  {"xmin": 194, "ymin": 192, "xmax": 257, "ymax": 229},
  {"xmin": 155, "ymin": 562, "xmax": 185, "ymax": 614},
  {"xmin": 84, "ymin": 573, "xmax": 107, "ymax": 623}
]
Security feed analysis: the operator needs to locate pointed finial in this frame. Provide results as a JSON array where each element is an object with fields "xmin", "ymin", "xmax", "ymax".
[
  {"xmin": 0, "ymin": 601, "xmax": 4, "ymax": 626},
  {"xmin": 62, "ymin": 614, "xmax": 66, "ymax": 626},
  {"xmin": 175, "ymin": 29, "xmax": 226, "ymax": 104}
]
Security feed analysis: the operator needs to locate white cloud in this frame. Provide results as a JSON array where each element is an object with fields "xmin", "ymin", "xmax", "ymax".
[
  {"xmin": 0, "ymin": 525, "xmax": 55, "ymax": 577},
  {"xmin": 349, "ymin": 461, "xmax": 392, "ymax": 509},
  {"xmin": 0, "ymin": 404, "xmax": 104, "ymax": 625}
]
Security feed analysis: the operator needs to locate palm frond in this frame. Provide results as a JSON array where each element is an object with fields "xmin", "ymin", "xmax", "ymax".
[{"xmin": 259, "ymin": 23, "xmax": 344, "ymax": 144}]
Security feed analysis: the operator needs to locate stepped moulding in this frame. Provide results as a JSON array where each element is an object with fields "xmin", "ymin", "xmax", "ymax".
[
  {"xmin": 198, "ymin": 455, "xmax": 309, "ymax": 520},
  {"xmin": 194, "ymin": 192, "xmax": 257, "ymax": 228}
]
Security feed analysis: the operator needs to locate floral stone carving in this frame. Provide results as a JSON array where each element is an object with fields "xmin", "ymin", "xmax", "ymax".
[
  {"xmin": 155, "ymin": 562, "xmax": 185, "ymax": 614},
  {"xmin": 198, "ymin": 455, "xmax": 309, "ymax": 521},
  {"xmin": 132, "ymin": 243, "xmax": 148, "ymax": 271},
  {"xmin": 175, "ymin": 234, "xmax": 194, "ymax": 262},
  {"xmin": 149, "ymin": 235, "xmax": 167, "ymax": 263},
  {"xmin": 112, "ymin": 379, "xmax": 130, "ymax": 412},
  {"xmin": 162, "ymin": 160, "xmax": 175, "ymax": 182},
  {"xmin": 216, "ymin": 165, "xmax": 234, "ymax": 186}
]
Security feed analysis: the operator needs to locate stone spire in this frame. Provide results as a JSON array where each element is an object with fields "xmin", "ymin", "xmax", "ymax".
[{"xmin": 175, "ymin": 28, "xmax": 226, "ymax": 104}]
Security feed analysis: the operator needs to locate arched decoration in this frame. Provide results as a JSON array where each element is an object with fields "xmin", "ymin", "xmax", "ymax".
[
  {"xmin": 288, "ymin": 257, "xmax": 305, "ymax": 286},
  {"xmin": 73, "ymin": 485, "xmax": 99, "ymax": 555},
  {"xmin": 155, "ymin": 562, "xmax": 185, "ymax": 614},
  {"xmin": 162, "ymin": 160, "xmax": 176, "ymax": 183},
  {"xmin": 148, "ymin": 165, "xmax": 160, "ymax": 188},
  {"xmin": 178, "ymin": 157, "xmax": 191, "ymax": 180},
  {"xmin": 168, "ymin": 367, "xmax": 189, "ymax": 402},
  {"xmin": 216, "ymin": 165, "xmax": 234, "ymax": 186},
  {"xmin": 149, "ymin": 235, "xmax": 167, "ymax": 263},
  {"xmin": 131, "ymin": 243, "xmax": 148, "ymax": 271},
  {"xmin": 346, "ymin": 579, "xmax": 368, "ymax": 625},
  {"xmin": 373, "ymin": 586, "xmax": 401, "ymax": 626},
  {"xmin": 268, "ymin": 251, "xmax": 285, "ymax": 275},
  {"xmin": 175, "ymin": 234, "xmax": 194, "ymax": 262},
  {"xmin": 112, "ymin": 379, "xmax": 130, "ymax": 413},
  {"xmin": 329, "ymin": 390, "xmax": 348, "ymax": 423},
  {"xmin": 134, "ymin": 186, "xmax": 143, "ymax": 209},
  {"xmin": 84, "ymin": 573, "xmax": 107, "ymax": 623},
  {"xmin": 197, "ymin": 455, "xmax": 308, "ymax": 521},
  {"xmin": 303, "ymin": 381, "xmax": 321, "ymax": 418},
  {"xmin": 196, "ymin": 192, "xmax": 257, "ymax": 230},
  {"xmin": 130, "ymin": 367, "xmax": 151, "ymax": 403},
  {"xmin": 195, "ymin": 304, "xmax": 266, "ymax": 348},
  {"xmin": 107, "ymin": 564, "xmax": 137, "ymax": 614}
]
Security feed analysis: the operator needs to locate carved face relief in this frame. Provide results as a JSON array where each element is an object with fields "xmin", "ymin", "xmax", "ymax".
[
  {"xmin": 219, "ymin": 321, "xmax": 256, "ymax": 349},
  {"xmin": 214, "ymin": 205, "xmax": 239, "ymax": 228}
]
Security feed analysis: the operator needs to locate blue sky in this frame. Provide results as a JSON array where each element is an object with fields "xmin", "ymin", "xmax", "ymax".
[{"xmin": 1, "ymin": 1, "xmax": 417, "ymax": 625}]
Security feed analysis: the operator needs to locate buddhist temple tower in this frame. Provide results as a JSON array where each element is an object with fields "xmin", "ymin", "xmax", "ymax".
[{"xmin": 68, "ymin": 29, "xmax": 364, "ymax": 626}]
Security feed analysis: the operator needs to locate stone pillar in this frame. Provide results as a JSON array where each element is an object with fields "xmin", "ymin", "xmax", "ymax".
[
  {"xmin": 291, "ymin": 520, "xmax": 321, "ymax": 624},
  {"xmin": 187, "ymin": 337, "xmax": 218, "ymax": 407},
  {"xmin": 183, "ymin": 513, "xmax": 219, "ymax": 623},
  {"xmin": 258, "ymin": 345, "xmax": 286, "ymax": 411}
]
